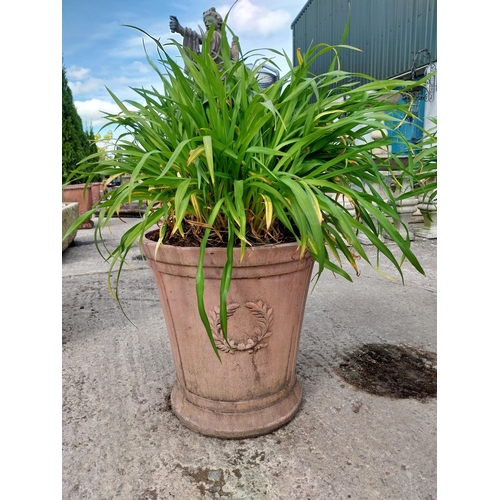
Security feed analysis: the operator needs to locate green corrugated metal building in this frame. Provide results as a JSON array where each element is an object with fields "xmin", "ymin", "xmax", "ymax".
[{"xmin": 291, "ymin": 0, "xmax": 437, "ymax": 80}]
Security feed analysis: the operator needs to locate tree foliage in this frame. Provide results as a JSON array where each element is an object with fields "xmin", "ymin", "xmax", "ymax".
[{"xmin": 62, "ymin": 66, "xmax": 98, "ymax": 184}]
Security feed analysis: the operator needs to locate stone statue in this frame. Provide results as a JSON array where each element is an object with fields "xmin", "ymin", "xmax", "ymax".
[{"xmin": 169, "ymin": 7, "xmax": 239, "ymax": 71}]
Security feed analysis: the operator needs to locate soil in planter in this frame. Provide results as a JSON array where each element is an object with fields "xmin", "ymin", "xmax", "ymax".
[
  {"xmin": 334, "ymin": 343, "xmax": 437, "ymax": 400},
  {"xmin": 146, "ymin": 218, "xmax": 297, "ymax": 248}
]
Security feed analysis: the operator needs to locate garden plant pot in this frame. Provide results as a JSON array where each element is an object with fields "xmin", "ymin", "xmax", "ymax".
[
  {"xmin": 415, "ymin": 196, "xmax": 437, "ymax": 239},
  {"xmin": 388, "ymin": 197, "xmax": 419, "ymax": 241},
  {"xmin": 141, "ymin": 233, "xmax": 314, "ymax": 439},
  {"xmin": 62, "ymin": 202, "xmax": 79, "ymax": 251},
  {"xmin": 385, "ymin": 169, "xmax": 419, "ymax": 241},
  {"xmin": 90, "ymin": 182, "xmax": 105, "ymax": 216},
  {"xmin": 62, "ymin": 183, "xmax": 94, "ymax": 229},
  {"xmin": 90, "ymin": 182, "xmax": 104, "ymax": 203}
]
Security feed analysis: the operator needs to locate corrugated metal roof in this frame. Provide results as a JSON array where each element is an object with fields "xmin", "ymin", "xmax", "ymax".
[
  {"xmin": 291, "ymin": 0, "xmax": 437, "ymax": 81},
  {"xmin": 291, "ymin": 0, "xmax": 315, "ymax": 27}
]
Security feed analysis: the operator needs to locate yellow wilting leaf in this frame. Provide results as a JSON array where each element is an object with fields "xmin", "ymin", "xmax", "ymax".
[
  {"xmin": 186, "ymin": 138, "xmax": 215, "ymax": 185},
  {"xmin": 312, "ymin": 194, "xmax": 323, "ymax": 224},
  {"xmin": 187, "ymin": 145, "xmax": 205, "ymax": 166},
  {"xmin": 261, "ymin": 194, "xmax": 273, "ymax": 230},
  {"xmin": 104, "ymin": 173, "xmax": 121, "ymax": 190},
  {"xmin": 191, "ymin": 193, "xmax": 202, "ymax": 221},
  {"xmin": 203, "ymin": 135, "xmax": 215, "ymax": 185},
  {"xmin": 335, "ymin": 48, "xmax": 341, "ymax": 71},
  {"xmin": 296, "ymin": 47, "xmax": 303, "ymax": 67}
]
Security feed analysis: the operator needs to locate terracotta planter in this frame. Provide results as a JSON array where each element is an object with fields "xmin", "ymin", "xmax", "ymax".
[
  {"xmin": 90, "ymin": 182, "xmax": 104, "ymax": 204},
  {"xmin": 90, "ymin": 182, "xmax": 105, "ymax": 217},
  {"xmin": 141, "ymin": 234, "xmax": 314, "ymax": 439},
  {"xmin": 62, "ymin": 184, "xmax": 94, "ymax": 229}
]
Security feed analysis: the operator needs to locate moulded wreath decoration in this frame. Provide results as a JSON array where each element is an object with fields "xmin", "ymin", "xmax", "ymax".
[{"xmin": 209, "ymin": 300, "xmax": 274, "ymax": 354}]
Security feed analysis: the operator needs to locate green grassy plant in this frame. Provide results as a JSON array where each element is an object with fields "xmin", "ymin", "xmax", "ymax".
[
  {"xmin": 400, "ymin": 117, "xmax": 437, "ymax": 203},
  {"xmin": 65, "ymin": 20, "xmax": 436, "ymax": 357}
]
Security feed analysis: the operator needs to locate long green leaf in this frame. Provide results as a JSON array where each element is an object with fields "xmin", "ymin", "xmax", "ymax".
[{"xmin": 195, "ymin": 198, "xmax": 225, "ymax": 361}]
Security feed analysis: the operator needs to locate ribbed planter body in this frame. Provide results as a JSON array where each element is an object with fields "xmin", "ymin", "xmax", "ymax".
[
  {"xmin": 141, "ymin": 234, "xmax": 314, "ymax": 438},
  {"xmin": 62, "ymin": 184, "xmax": 94, "ymax": 229}
]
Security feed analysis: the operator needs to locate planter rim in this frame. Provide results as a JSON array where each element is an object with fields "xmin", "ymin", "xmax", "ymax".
[
  {"xmin": 63, "ymin": 183, "xmax": 91, "ymax": 189},
  {"xmin": 141, "ymin": 230, "xmax": 311, "ymax": 269}
]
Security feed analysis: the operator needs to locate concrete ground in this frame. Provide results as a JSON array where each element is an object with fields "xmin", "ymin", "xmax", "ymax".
[{"xmin": 62, "ymin": 216, "xmax": 437, "ymax": 500}]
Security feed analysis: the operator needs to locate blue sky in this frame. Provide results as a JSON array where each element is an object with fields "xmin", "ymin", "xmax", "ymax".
[{"xmin": 62, "ymin": 0, "xmax": 308, "ymax": 135}]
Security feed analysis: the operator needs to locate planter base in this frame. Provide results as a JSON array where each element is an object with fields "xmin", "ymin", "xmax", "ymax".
[
  {"xmin": 78, "ymin": 220, "xmax": 95, "ymax": 230},
  {"xmin": 415, "ymin": 201, "xmax": 437, "ymax": 239},
  {"xmin": 171, "ymin": 379, "xmax": 302, "ymax": 439},
  {"xmin": 415, "ymin": 212, "xmax": 437, "ymax": 238}
]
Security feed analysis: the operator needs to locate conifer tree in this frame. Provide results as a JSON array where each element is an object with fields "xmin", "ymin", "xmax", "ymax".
[{"xmin": 62, "ymin": 67, "xmax": 98, "ymax": 184}]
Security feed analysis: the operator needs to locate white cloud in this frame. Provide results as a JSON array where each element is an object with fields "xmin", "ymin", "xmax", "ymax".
[
  {"xmin": 120, "ymin": 60, "xmax": 151, "ymax": 75},
  {"xmin": 109, "ymin": 35, "xmax": 157, "ymax": 60},
  {"xmin": 218, "ymin": 0, "xmax": 291, "ymax": 37},
  {"xmin": 109, "ymin": 31, "xmax": 177, "ymax": 60},
  {"xmin": 68, "ymin": 78, "xmax": 103, "ymax": 97},
  {"xmin": 67, "ymin": 63, "xmax": 150, "ymax": 102},
  {"xmin": 66, "ymin": 66, "xmax": 91, "ymax": 80},
  {"xmin": 66, "ymin": 65, "xmax": 106, "ymax": 98},
  {"xmin": 74, "ymin": 99, "xmax": 121, "ymax": 128}
]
